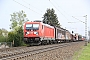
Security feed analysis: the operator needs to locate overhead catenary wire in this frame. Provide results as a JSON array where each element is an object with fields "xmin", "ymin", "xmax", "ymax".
[
  {"xmin": 13, "ymin": 0, "xmax": 42, "ymax": 15},
  {"xmin": 51, "ymin": 0, "xmax": 71, "ymax": 17},
  {"xmin": 72, "ymin": 16, "xmax": 85, "ymax": 23},
  {"xmin": 13, "ymin": 0, "xmax": 85, "ymax": 24},
  {"xmin": 49, "ymin": 0, "xmax": 69, "ymax": 21},
  {"xmin": 22, "ymin": 0, "xmax": 43, "ymax": 13},
  {"xmin": 51, "ymin": 0, "xmax": 85, "ymax": 24}
]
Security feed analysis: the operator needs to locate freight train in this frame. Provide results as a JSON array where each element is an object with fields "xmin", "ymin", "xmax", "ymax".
[{"xmin": 23, "ymin": 21, "xmax": 85, "ymax": 45}]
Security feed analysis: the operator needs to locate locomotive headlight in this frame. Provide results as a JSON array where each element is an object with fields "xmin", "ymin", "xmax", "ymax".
[
  {"xmin": 34, "ymin": 32, "xmax": 38, "ymax": 35},
  {"xmin": 27, "ymin": 32, "xmax": 29, "ymax": 34}
]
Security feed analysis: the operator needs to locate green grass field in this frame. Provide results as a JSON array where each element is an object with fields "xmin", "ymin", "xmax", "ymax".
[{"xmin": 73, "ymin": 43, "xmax": 90, "ymax": 60}]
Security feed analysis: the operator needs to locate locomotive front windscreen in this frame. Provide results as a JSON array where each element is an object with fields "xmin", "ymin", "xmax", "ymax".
[{"xmin": 26, "ymin": 24, "xmax": 39, "ymax": 30}]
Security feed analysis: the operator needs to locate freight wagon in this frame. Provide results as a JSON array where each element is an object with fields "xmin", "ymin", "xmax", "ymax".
[{"xmin": 55, "ymin": 27, "xmax": 74, "ymax": 43}]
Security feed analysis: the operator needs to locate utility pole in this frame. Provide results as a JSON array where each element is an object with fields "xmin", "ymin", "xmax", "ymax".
[
  {"xmin": 84, "ymin": 15, "xmax": 87, "ymax": 46},
  {"xmin": 89, "ymin": 30, "xmax": 90, "ymax": 41}
]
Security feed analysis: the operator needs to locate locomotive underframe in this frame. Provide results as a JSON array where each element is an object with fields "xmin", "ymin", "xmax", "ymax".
[{"xmin": 24, "ymin": 37, "xmax": 56, "ymax": 45}]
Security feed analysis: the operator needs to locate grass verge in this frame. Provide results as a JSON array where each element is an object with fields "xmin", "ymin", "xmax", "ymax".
[{"xmin": 73, "ymin": 43, "xmax": 90, "ymax": 60}]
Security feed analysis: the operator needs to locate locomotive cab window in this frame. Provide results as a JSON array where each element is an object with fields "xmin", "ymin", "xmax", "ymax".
[
  {"xmin": 26, "ymin": 24, "xmax": 32, "ymax": 30},
  {"xmin": 25, "ymin": 24, "xmax": 39, "ymax": 30},
  {"xmin": 33, "ymin": 24, "xmax": 39, "ymax": 30}
]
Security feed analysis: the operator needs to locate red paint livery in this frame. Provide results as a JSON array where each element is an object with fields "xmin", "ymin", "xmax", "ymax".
[
  {"xmin": 24, "ymin": 22, "xmax": 55, "ymax": 38},
  {"xmin": 24, "ymin": 21, "xmax": 55, "ymax": 44}
]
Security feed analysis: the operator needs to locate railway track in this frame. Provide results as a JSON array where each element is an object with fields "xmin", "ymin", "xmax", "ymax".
[
  {"xmin": 0, "ymin": 46, "xmax": 26, "ymax": 52},
  {"xmin": 0, "ymin": 41, "xmax": 84, "ymax": 60}
]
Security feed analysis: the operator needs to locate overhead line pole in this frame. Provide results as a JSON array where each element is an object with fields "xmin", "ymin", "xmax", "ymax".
[
  {"xmin": 84, "ymin": 15, "xmax": 87, "ymax": 46},
  {"xmin": 68, "ymin": 15, "xmax": 88, "ymax": 46}
]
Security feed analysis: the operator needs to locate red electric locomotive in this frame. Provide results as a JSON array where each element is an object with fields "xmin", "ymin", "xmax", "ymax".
[{"xmin": 24, "ymin": 21, "xmax": 55, "ymax": 45}]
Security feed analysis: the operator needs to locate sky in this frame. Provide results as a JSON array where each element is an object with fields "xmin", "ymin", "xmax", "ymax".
[{"xmin": 0, "ymin": 0, "xmax": 90, "ymax": 37}]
